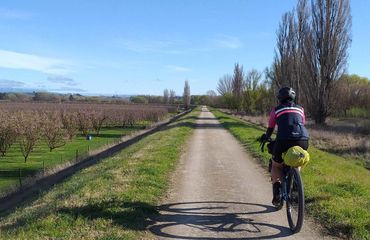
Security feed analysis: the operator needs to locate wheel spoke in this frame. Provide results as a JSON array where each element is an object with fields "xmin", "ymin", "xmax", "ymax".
[{"xmin": 286, "ymin": 168, "xmax": 304, "ymax": 233}]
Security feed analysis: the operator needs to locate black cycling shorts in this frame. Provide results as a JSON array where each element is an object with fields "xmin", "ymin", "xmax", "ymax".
[{"xmin": 271, "ymin": 139, "xmax": 309, "ymax": 164}]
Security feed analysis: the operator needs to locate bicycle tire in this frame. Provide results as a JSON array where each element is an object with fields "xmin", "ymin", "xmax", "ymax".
[{"xmin": 286, "ymin": 168, "xmax": 304, "ymax": 233}]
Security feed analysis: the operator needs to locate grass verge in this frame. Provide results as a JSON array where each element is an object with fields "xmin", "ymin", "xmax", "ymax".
[
  {"xmin": 211, "ymin": 109, "xmax": 370, "ymax": 240},
  {"xmin": 0, "ymin": 109, "xmax": 198, "ymax": 239}
]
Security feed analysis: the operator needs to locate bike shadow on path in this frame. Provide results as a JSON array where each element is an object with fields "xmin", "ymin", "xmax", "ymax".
[{"xmin": 148, "ymin": 201, "xmax": 294, "ymax": 239}]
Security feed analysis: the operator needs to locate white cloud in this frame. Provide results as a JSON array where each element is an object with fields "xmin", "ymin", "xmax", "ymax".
[
  {"xmin": 50, "ymin": 86, "xmax": 86, "ymax": 93},
  {"xmin": 120, "ymin": 40, "xmax": 184, "ymax": 54},
  {"xmin": 166, "ymin": 65, "xmax": 192, "ymax": 72},
  {"xmin": 47, "ymin": 75, "xmax": 78, "ymax": 86},
  {"xmin": 0, "ymin": 8, "xmax": 32, "ymax": 19},
  {"xmin": 213, "ymin": 35, "xmax": 242, "ymax": 49},
  {"xmin": 0, "ymin": 49, "xmax": 73, "ymax": 75},
  {"xmin": 0, "ymin": 79, "xmax": 26, "ymax": 88}
]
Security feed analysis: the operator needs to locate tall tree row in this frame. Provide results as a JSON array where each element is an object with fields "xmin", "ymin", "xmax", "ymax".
[{"xmin": 271, "ymin": 0, "xmax": 352, "ymax": 123}]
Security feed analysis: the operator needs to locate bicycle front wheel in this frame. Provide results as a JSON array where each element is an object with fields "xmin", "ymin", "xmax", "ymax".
[{"xmin": 286, "ymin": 168, "xmax": 304, "ymax": 233}]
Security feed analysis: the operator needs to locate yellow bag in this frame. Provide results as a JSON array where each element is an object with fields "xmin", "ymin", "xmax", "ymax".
[{"xmin": 282, "ymin": 146, "xmax": 310, "ymax": 167}]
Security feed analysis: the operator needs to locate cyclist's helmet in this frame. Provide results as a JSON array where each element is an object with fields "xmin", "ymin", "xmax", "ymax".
[{"xmin": 277, "ymin": 87, "xmax": 296, "ymax": 103}]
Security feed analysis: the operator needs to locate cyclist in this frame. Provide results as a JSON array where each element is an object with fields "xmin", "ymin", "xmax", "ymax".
[{"xmin": 260, "ymin": 87, "xmax": 309, "ymax": 207}]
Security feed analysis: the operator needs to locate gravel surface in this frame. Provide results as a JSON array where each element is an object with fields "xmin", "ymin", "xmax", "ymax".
[{"xmin": 149, "ymin": 107, "xmax": 334, "ymax": 240}]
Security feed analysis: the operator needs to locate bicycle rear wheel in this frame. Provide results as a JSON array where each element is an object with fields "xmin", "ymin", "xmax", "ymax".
[{"xmin": 286, "ymin": 168, "xmax": 304, "ymax": 233}]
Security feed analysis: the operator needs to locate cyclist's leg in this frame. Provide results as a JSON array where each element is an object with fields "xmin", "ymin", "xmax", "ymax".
[
  {"xmin": 271, "ymin": 141, "xmax": 285, "ymax": 206},
  {"xmin": 271, "ymin": 141, "xmax": 285, "ymax": 183}
]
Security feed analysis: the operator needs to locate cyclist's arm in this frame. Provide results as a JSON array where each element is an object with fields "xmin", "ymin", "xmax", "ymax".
[{"xmin": 266, "ymin": 108, "xmax": 276, "ymax": 139}]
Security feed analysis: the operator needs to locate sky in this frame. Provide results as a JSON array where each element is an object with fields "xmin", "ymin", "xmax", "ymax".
[{"xmin": 0, "ymin": 0, "xmax": 369, "ymax": 96}]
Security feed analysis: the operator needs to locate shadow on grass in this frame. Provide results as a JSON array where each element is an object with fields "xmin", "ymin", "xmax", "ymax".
[
  {"xmin": 90, "ymin": 133, "xmax": 123, "ymax": 139},
  {"xmin": 58, "ymin": 200, "xmax": 158, "ymax": 230},
  {"xmin": 220, "ymin": 121, "xmax": 265, "ymax": 133},
  {"xmin": 0, "ymin": 200, "xmax": 158, "ymax": 232},
  {"xmin": 1, "ymin": 200, "xmax": 292, "ymax": 239}
]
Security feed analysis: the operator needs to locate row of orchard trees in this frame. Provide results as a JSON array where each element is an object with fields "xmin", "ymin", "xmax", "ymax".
[
  {"xmin": 217, "ymin": 0, "xmax": 369, "ymax": 123},
  {"xmin": 0, "ymin": 103, "xmax": 169, "ymax": 162}
]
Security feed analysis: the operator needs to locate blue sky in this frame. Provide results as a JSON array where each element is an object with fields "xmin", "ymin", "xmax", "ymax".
[{"xmin": 0, "ymin": 0, "xmax": 369, "ymax": 95}]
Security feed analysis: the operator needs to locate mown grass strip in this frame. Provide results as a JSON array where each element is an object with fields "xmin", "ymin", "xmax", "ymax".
[
  {"xmin": 0, "ymin": 109, "xmax": 198, "ymax": 240},
  {"xmin": 211, "ymin": 109, "xmax": 370, "ymax": 240}
]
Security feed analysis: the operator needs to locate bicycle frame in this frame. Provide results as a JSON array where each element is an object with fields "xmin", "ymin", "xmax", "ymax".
[{"xmin": 259, "ymin": 138, "xmax": 305, "ymax": 233}]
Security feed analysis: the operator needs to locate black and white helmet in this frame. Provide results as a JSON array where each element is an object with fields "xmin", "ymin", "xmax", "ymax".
[{"xmin": 277, "ymin": 87, "xmax": 296, "ymax": 103}]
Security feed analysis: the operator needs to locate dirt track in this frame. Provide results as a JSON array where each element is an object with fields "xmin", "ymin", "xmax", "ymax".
[{"xmin": 149, "ymin": 107, "xmax": 333, "ymax": 239}]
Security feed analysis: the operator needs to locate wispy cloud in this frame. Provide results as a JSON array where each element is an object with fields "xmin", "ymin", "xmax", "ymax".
[
  {"xmin": 50, "ymin": 86, "xmax": 86, "ymax": 93},
  {"xmin": 47, "ymin": 75, "xmax": 78, "ymax": 86},
  {"xmin": 119, "ymin": 36, "xmax": 241, "ymax": 55},
  {"xmin": 0, "ymin": 8, "xmax": 33, "ymax": 20},
  {"xmin": 0, "ymin": 79, "xmax": 26, "ymax": 88},
  {"xmin": 213, "ymin": 35, "xmax": 242, "ymax": 49},
  {"xmin": 120, "ymin": 40, "xmax": 184, "ymax": 54},
  {"xmin": 166, "ymin": 65, "xmax": 192, "ymax": 72},
  {"xmin": 0, "ymin": 49, "xmax": 73, "ymax": 75}
]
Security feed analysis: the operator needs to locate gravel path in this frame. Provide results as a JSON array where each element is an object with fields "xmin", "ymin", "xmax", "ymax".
[{"xmin": 149, "ymin": 107, "xmax": 333, "ymax": 239}]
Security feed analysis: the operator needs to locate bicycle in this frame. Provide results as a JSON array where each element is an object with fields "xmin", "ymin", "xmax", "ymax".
[{"xmin": 260, "ymin": 138, "xmax": 305, "ymax": 233}]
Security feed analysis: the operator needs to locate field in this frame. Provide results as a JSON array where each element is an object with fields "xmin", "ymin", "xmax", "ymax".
[
  {"xmin": 0, "ymin": 127, "xmax": 140, "ymax": 194},
  {"xmin": 0, "ymin": 102, "xmax": 177, "ymax": 196},
  {"xmin": 211, "ymin": 109, "xmax": 370, "ymax": 239},
  {"xmin": 0, "ymin": 108, "xmax": 198, "ymax": 239}
]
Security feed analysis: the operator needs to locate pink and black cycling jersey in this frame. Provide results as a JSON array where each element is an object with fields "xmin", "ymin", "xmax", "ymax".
[{"xmin": 268, "ymin": 103, "xmax": 309, "ymax": 140}]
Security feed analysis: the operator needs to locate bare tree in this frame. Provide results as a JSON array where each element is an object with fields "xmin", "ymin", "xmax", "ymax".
[
  {"xmin": 232, "ymin": 63, "xmax": 245, "ymax": 111},
  {"xmin": 272, "ymin": 0, "xmax": 309, "ymax": 104},
  {"xmin": 271, "ymin": 0, "xmax": 351, "ymax": 123},
  {"xmin": 60, "ymin": 111, "xmax": 79, "ymax": 140},
  {"xmin": 0, "ymin": 112, "xmax": 17, "ymax": 157},
  {"xmin": 77, "ymin": 110, "xmax": 92, "ymax": 136},
  {"xmin": 15, "ymin": 111, "xmax": 42, "ymax": 162},
  {"xmin": 90, "ymin": 110, "xmax": 107, "ymax": 135},
  {"xmin": 243, "ymin": 69, "xmax": 263, "ymax": 114},
  {"xmin": 217, "ymin": 74, "xmax": 233, "ymax": 95},
  {"xmin": 183, "ymin": 80, "xmax": 191, "ymax": 110},
  {"xmin": 217, "ymin": 74, "xmax": 234, "ymax": 109},
  {"xmin": 245, "ymin": 69, "xmax": 262, "ymax": 91},
  {"xmin": 205, "ymin": 90, "xmax": 217, "ymax": 106},
  {"xmin": 163, "ymin": 89, "xmax": 169, "ymax": 104},
  {"xmin": 302, "ymin": 0, "xmax": 352, "ymax": 123},
  {"xmin": 42, "ymin": 112, "xmax": 66, "ymax": 152},
  {"xmin": 169, "ymin": 90, "xmax": 176, "ymax": 104}
]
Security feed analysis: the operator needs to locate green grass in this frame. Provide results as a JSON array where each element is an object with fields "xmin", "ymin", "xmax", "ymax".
[
  {"xmin": 346, "ymin": 107, "xmax": 370, "ymax": 118},
  {"xmin": 0, "ymin": 125, "xmax": 149, "ymax": 194},
  {"xmin": 211, "ymin": 109, "xmax": 370, "ymax": 240},
  {"xmin": 0, "ymin": 109, "xmax": 197, "ymax": 239}
]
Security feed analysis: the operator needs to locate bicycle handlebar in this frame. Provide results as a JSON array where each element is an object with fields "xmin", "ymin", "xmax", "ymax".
[{"xmin": 259, "ymin": 138, "xmax": 272, "ymax": 153}]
